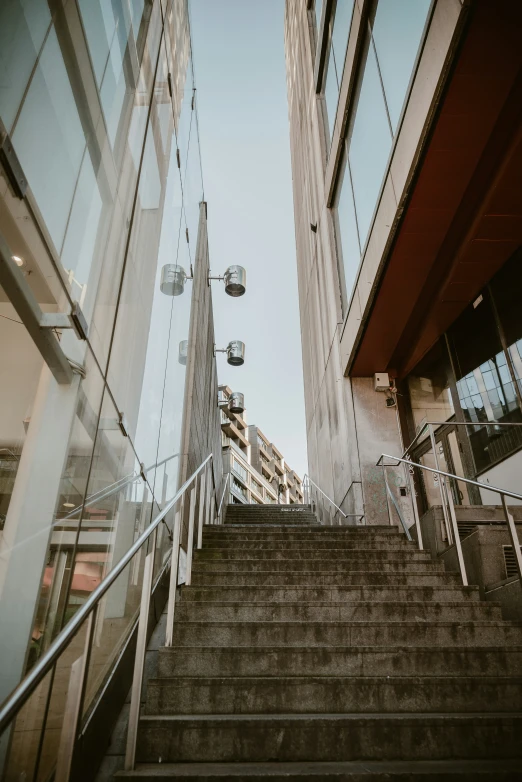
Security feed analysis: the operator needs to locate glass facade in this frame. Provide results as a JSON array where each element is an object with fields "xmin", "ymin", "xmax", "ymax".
[
  {"xmin": 324, "ymin": 0, "xmax": 355, "ymax": 137},
  {"xmin": 405, "ymin": 250, "xmax": 522, "ymax": 500},
  {"xmin": 333, "ymin": 0, "xmax": 431, "ymax": 306},
  {"xmin": 0, "ymin": 0, "xmax": 203, "ymax": 730}
]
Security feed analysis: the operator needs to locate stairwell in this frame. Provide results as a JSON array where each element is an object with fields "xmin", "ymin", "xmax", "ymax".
[{"xmin": 116, "ymin": 503, "xmax": 522, "ymax": 780}]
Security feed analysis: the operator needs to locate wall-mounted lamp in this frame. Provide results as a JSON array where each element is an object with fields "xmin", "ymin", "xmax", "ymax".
[
  {"xmin": 160, "ymin": 264, "xmax": 190, "ymax": 296},
  {"xmin": 215, "ymin": 340, "xmax": 245, "ymax": 366},
  {"xmin": 209, "ymin": 265, "xmax": 246, "ymax": 297},
  {"xmin": 178, "ymin": 339, "xmax": 188, "ymax": 365},
  {"xmin": 218, "ymin": 391, "xmax": 245, "ymax": 414}
]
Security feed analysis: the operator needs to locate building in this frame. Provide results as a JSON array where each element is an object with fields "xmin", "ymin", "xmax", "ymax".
[
  {"xmin": 219, "ymin": 385, "xmax": 304, "ymax": 505},
  {"xmin": 285, "ymin": 0, "xmax": 522, "ymax": 529},
  {"xmin": 0, "ymin": 2, "xmax": 225, "ymax": 777}
]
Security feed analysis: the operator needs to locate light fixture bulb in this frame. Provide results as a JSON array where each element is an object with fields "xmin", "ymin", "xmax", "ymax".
[
  {"xmin": 63, "ymin": 502, "xmax": 75, "ymax": 508},
  {"xmin": 12, "ymin": 256, "xmax": 24, "ymax": 267}
]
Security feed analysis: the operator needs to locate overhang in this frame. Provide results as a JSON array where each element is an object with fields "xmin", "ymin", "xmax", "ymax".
[{"xmin": 351, "ymin": 0, "xmax": 522, "ymax": 379}]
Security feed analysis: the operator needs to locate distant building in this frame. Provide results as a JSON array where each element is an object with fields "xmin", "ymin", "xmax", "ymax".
[{"xmin": 219, "ymin": 386, "xmax": 304, "ymax": 505}]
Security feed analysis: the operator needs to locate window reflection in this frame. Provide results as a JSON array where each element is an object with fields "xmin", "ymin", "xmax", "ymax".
[
  {"xmin": 336, "ymin": 149, "xmax": 360, "ymax": 303},
  {"xmin": 371, "ymin": 0, "xmax": 431, "ymax": 132},
  {"xmin": 324, "ymin": 0, "xmax": 355, "ymax": 140},
  {"xmin": 348, "ymin": 38, "xmax": 392, "ymax": 246},
  {"xmin": 0, "ymin": 0, "xmax": 51, "ymax": 132},
  {"xmin": 449, "ymin": 292, "xmax": 522, "ymax": 473}
]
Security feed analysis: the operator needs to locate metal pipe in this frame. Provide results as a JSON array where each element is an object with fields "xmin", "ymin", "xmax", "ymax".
[
  {"xmin": 428, "ymin": 423, "xmax": 453, "ymax": 546},
  {"xmin": 0, "ymin": 453, "xmax": 212, "ymax": 733},
  {"xmin": 165, "ymin": 509, "xmax": 182, "ymax": 648},
  {"xmin": 501, "ymin": 495, "xmax": 522, "ymax": 583},
  {"xmin": 443, "ymin": 478, "xmax": 468, "ymax": 585},
  {"xmin": 184, "ymin": 487, "xmax": 197, "ymax": 586}
]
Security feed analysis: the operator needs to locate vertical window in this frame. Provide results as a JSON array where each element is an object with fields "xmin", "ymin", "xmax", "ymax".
[
  {"xmin": 334, "ymin": 0, "xmax": 432, "ymax": 306},
  {"xmin": 371, "ymin": 0, "xmax": 431, "ymax": 132},
  {"xmin": 324, "ymin": 0, "xmax": 355, "ymax": 139}
]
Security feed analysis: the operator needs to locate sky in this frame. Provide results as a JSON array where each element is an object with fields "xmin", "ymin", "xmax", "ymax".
[{"xmin": 190, "ymin": 0, "xmax": 308, "ymax": 479}]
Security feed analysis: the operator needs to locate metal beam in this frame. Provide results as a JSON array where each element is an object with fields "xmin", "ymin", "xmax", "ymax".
[{"xmin": 0, "ymin": 234, "xmax": 73, "ymax": 384}]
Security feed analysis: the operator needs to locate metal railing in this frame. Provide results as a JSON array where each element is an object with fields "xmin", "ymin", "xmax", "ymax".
[
  {"xmin": 377, "ymin": 453, "xmax": 522, "ymax": 590},
  {"xmin": 0, "ymin": 452, "xmax": 221, "ymax": 780},
  {"xmin": 401, "ymin": 420, "xmax": 522, "ymax": 548},
  {"xmin": 303, "ymin": 475, "xmax": 365, "ymax": 526}
]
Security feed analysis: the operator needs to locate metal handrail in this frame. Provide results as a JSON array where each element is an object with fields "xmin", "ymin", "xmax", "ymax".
[
  {"xmin": 304, "ymin": 474, "xmax": 364, "ymax": 523},
  {"xmin": 59, "ymin": 451, "xmax": 179, "ymax": 522},
  {"xmin": 0, "ymin": 452, "xmax": 212, "ymax": 735},
  {"xmin": 377, "ymin": 453, "xmax": 522, "ymax": 589}
]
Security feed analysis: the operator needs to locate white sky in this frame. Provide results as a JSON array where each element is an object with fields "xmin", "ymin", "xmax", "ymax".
[{"xmin": 190, "ymin": 0, "xmax": 308, "ymax": 479}]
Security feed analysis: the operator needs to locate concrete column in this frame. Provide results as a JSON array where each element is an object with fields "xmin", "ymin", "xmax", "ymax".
[{"xmin": 0, "ymin": 364, "xmax": 80, "ymax": 702}]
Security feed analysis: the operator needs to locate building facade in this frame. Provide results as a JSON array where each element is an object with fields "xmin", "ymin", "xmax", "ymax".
[
  {"xmin": 219, "ymin": 385, "xmax": 304, "ymax": 505},
  {"xmin": 285, "ymin": 0, "xmax": 522, "ymax": 530},
  {"xmin": 0, "ymin": 2, "xmax": 223, "ymax": 762}
]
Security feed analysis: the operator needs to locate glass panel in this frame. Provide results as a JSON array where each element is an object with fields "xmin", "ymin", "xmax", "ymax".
[
  {"xmin": 315, "ymin": 0, "xmax": 323, "ymax": 28},
  {"xmin": 348, "ymin": 38, "xmax": 392, "ymax": 246},
  {"xmin": 448, "ymin": 293, "xmax": 522, "ymax": 473},
  {"xmin": 324, "ymin": 43, "xmax": 339, "ymax": 138},
  {"xmin": 12, "ymin": 26, "xmax": 86, "ymax": 250},
  {"xmin": 336, "ymin": 150, "xmax": 361, "ymax": 302},
  {"xmin": 371, "ymin": 0, "xmax": 431, "ymax": 133},
  {"xmin": 0, "ymin": 0, "xmax": 51, "ymax": 133},
  {"xmin": 324, "ymin": 1, "xmax": 354, "ymax": 140}
]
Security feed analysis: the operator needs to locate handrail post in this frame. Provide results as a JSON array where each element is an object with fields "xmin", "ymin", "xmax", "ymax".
[
  {"xmin": 197, "ymin": 470, "xmax": 206, "ymax": 549},
  {"xmin": 125, "ymin": 531, "xmax": 156, "ymax": 770},
  {"xmin": 443, "ymin": 478, "xmax": 468, "ymax": 585},
  {"xmin": 185, "ymin": 486, "xmax": 197, "ymax": 586},
  {"xmin": 204, "ymin": 465, "xmax": 212, "ymax": 527},
  {"xmin": 55, "ymin": 609, "xmax": 96, "ymax": 782},
  {"xmin": 406, "ymin": 459, "xmax": 424, "ymax": 550},
  {"xmin": 501, "ymin": 494, "xmax": 522, "ymax": 585},
  {"xmin": 165, "ymin": 508, "xmax": 182, "ymax": 647},
  {"xmin": 382, "ymin": 464, "xmax": 393, "ymax": 527},
  {"xmin": 428, "ymin": 424, "xmax": 453, "ymax": 546}
]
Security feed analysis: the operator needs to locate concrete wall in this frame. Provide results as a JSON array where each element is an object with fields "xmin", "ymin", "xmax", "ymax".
[
  {"xmin": 284, "ymin": 0, "xmax": 464, "ymax": 522},
  {"xmin": 179, "ymin": 203, "xmax": 223, "ymax": 541},
  {"xmin": 479, "ymin": 451, "xmax": 522, "ymax": 506}
]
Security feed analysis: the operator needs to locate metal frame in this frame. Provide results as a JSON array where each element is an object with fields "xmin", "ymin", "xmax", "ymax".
[
  {"xmin": 377, "ymin": 453, "xmax": 522, "ymax": 590},
  {"xmin": 0, "ymin": 453, "xmax": 218, "ymax": 775},
  {"xmin": 303, "ymin": 474, "xmax": 365, "ymax": 525}
]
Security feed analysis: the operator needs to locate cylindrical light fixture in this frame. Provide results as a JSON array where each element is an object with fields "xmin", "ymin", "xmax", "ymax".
[
  {"xmin": 228, "ymin": 391, "xmax": 245, "ymax": 414},
  {"xmin": 226, "ymin": 340, "xmax": 245, "ymax": 366},
  {"xmin": 223, "ymin": 265, "xmax": 246, "ymax": 297},
  {"xmin": 160, "ymin": 264, "xmax": 187, "ymax": 296},
  {"xmin": 178, "ymin": 340, "xmax": 188, "ymax": 365}
]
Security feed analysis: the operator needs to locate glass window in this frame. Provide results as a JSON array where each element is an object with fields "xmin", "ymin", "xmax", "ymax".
[
  {"xmin": 324, "ymin": 1, "xmax": 355, "ymax": 139},
  {"xmin": 348, "ymin": 37, "xmax": 392, "ymax": 247},
  {"xmin": 0, "ymin": 0, "xmax": 51, "ymax": 132},
  {"xmin": 315, "ymin": 0, "xmax": 323, "ymax": 28},
  {"xmin": 448, "ymin": 292, "xmax": 522, "ymax": 473},
  {"xmin": 233, "ymin": 459, "xmax": 247, "ymax": 483},
  {"xmin": 371, "ymin": 0, "xmax": 431, "ymax": 133},
  {"xmin": 336, "ymin": 149, "xmax": 361, "ymax": 302},
  {"xmin": 12, "ymin": 27, "xmax": 86, "ymax": 250}
]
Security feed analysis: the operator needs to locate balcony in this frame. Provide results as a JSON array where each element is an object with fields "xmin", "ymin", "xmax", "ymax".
[{"xmin": 221, "ymin": 419, "xmax": 249, "ymax": 448}]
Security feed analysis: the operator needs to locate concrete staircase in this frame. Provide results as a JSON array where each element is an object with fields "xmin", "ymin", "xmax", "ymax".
[{"xmin": 117, "ymin": 504, "xmax": 522, "ymax": 780}]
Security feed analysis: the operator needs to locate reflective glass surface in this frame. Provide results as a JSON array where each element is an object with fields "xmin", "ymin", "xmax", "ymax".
[
  {"xmin": 336, "ymin": 149, "xmax": 361, "ymax": 302},
  {"xmin": 372, "ymin": 0, "xmax": 431, "ymax": 132},
  {"xmin": 324, "ymin": 0, "xmax": 355, "ymax": 140},
  {"xmin": 348, "ymin": 39, "xmax": 392, "ymax": 246}
]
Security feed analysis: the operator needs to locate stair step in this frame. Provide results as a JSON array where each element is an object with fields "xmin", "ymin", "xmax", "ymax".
[
  {"xmin": 174, "ymin": 600, "xmax": 502, "ymax": 623},
  {"xmin": 145, "ymin": 675, "xmax": 522, "ymax": 715},
  {"xmin": 188, "ymin": 572, "xmax": 460, "ymax": 587},
  {"xmin": 196, "ymin": 548, "xmax": 419, "ymax": 559},
  {"xmin": 136, "ymin": 713, "xmax": 522, "ymax": 763},
  {"xmin": 181, "ymin": 585, "xmax": 480, "ymax": 603},
  {"xmin": 195, "ymin": 557, "xmax": 438, "ymax": 573},
  {"xmin": 116, "ymin": 758, "xmax": 522, "ymax": 780},
  {"xmin": 157, "ymin": 645, "xmax": 522, "ymax": 677},
  {"xmin": 169, "ymin": 621, "xmax": 522, "ymax": 648},
  {"xmin": 200, "ymin": 542, "xmax": 418, "ymax": 551}
]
